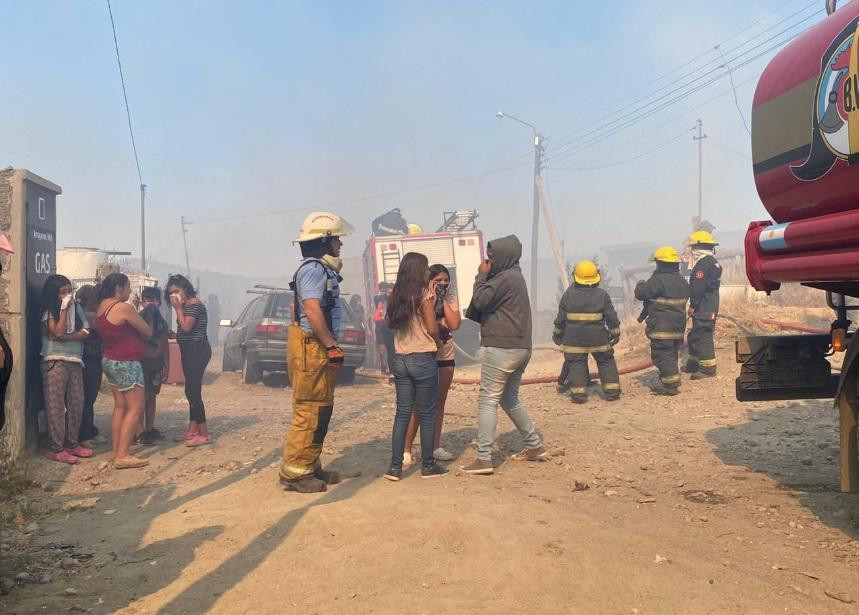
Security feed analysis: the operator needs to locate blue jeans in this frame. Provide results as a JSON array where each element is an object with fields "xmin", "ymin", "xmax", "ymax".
[
  {"xmin": 477, "ymin": 347, "xmax": 542, "ymax": 461},
  {"xmin": 390, "ymin": 352, "xmax": 438, "ymax": 469}
]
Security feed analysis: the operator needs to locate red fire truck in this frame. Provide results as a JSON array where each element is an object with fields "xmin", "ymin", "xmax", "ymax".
[
  {"xmin": 740, "ymin": 0, "xmax": 859, "ymax": 490},
  {"xmin": 362, "ymin": 210, "xmax": 484, "ymax": 360}
]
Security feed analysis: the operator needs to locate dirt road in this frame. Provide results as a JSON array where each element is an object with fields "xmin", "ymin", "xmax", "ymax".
[{"xmin": 2, "ymin": 344, "xmax": 859, "ymax": 614}]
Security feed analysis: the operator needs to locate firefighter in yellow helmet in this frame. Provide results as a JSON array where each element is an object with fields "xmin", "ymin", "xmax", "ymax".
[
  {"xmin": 634, "ymin": 246, "xmax": 690, "ymax": 395},
  {"xmin": 553, "ymin": 260, "xmax": 622, "ymax": 403},
  {"xmin": 684, "ymin": 231, "xmax": 721, "ymax": 379},
  {"xmin": 279, "ymin": 211, "xmax": 354, "ymax": 493}
]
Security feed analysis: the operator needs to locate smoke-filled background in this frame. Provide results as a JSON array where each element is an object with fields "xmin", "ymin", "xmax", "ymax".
[{"xmin": 1, "ymin": 0, "xmax": 815, "ymax": 317}]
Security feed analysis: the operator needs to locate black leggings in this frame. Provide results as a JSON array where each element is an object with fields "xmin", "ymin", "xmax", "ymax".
[
  {"xmin": 79, "ymin": 353, "xmax": 103, "ymax": 440},
  {"xmin": 180, "ymin": 341, "xmax": 211, "ymax": 423}
]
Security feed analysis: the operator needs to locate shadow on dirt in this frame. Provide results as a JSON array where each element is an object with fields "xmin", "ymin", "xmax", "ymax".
[
  {"xmin": 156, "ymin": 425, "xmax": 477, "ymax": 615},
  {"xmin": 706, "ymin": 399, "xmax": 859, "ymax": 540}
]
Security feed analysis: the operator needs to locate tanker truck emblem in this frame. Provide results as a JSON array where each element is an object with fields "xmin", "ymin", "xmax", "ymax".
[{"xmin": 792, "ymin": 16, "xmax": 859, "ymax": 181}]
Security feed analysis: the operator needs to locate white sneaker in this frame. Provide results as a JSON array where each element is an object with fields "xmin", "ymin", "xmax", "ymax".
[
  {"xmin": 403, "ymin": 451, "xmax": 414, "ymax": 467},
  {"xmin": 433, "ymin": 447, "xmax": 455, "ymax": 461}
]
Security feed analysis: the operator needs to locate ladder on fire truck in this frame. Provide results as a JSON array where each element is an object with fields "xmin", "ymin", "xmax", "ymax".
[
  {"xmin": 381, "ymin": 246, "xmax": 401, "ymax": 283},
  {"xmin": 438, "ymin": 210, "xmax": 478, "ymax": 232}
]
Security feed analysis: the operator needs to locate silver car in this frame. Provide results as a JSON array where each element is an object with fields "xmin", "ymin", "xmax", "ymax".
[{"xmin": 221, "ymin": 291, "xmax": 367, "ymax": 384}]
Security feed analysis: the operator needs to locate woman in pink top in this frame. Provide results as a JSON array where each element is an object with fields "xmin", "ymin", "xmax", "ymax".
[{"xmin": 94, "ymin": 273, "xmax": 152, "ymax": 469}]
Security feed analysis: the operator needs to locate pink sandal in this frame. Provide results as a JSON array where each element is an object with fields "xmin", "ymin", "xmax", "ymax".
[
  {"xmin": 65, "ymin": 445, "xmax": 93, "ymax": 458},
  {"xmin": 173, "ymin": 430, "xmax": 198, "ymax": 442},
  {"xmin": 186, "ymin": 435, "xmax": 212, "ymax": 447},
  {"xmin": 45, "ymin": 450, "xmax": 78, "ymax": 465}
]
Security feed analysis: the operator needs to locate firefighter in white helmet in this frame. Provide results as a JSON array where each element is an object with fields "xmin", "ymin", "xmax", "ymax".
[
  {"xmin": 684, "ymin": 231, "xmax": 721, "ymax": 378},
  {"xmin": 279, "ymin": 211, "xmax": 354, "ymax": 493}
]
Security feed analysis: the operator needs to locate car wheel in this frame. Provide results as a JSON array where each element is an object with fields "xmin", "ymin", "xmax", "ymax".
[
  {"xmin": 336, "ymin": 366, "xmax": 356, "ymax": 385},
  {"xmin": 243, "ymin": 356, "xmax": 261, "ymax": 384}
]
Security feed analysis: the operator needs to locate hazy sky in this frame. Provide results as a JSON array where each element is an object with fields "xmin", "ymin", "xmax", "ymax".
[{"xmin": 1, "ymin": 0, "xmax": 825, "ymax": 277}]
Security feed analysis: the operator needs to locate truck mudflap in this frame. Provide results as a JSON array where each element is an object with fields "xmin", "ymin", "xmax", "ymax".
[{"xmin": 735, "ymin": 334, "xmax": 838, "ymax": 401}]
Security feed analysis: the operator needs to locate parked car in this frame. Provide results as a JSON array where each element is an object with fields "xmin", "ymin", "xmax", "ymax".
[{"xmin": 221, "ymin": 291, "xmax": 367, "ymax": 384}]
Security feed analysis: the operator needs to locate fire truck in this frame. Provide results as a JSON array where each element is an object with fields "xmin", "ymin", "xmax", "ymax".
[
  {"xmin": 740, "ymin": 0, "xmax": 859, "ymax": 490},
  {"xmin": 362, "ymin": 210, "xmax": 484, "ymax": 360}
]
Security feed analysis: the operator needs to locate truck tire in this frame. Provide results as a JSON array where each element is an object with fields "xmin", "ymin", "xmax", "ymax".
[
  {"xmin": 243, "ymin": 356, "xmax": 262, "ymax": 384},
  {"xmin": 336, "ymin": 366, "xmax": 357, "ymax": 385}
]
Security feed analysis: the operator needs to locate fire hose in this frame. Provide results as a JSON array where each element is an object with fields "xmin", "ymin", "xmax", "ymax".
[
  {"xmin": 760, "ymin": 319, "xmax": 829, "ymax": 335},
  {"xmin": 357, "ymin": 349, "xmax": 665, "ymax": 386},
  {"xmin": 357, "ymin": 319, "xmax": 833, "ymax": 385}
]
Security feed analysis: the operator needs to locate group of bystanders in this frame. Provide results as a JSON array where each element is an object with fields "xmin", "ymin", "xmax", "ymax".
[{"xmin": 38, "ymin": 272, "xmax": 212, "ymax": 469}]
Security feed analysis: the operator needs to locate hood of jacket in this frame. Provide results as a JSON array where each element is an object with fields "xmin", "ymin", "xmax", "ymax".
[
  {"xmin": 488, "ymin": 235, "xmax": 522, "ymax": 275},
  {"xmin": 691, "ymin": 248, "xmax": 714, "ymax": 268}
]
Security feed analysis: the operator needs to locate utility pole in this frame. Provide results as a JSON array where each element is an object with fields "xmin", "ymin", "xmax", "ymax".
[
  {"xmin": 181, "ymin": 216, "xmax": 192, "ymax": 276},
  {"xmin": 693, "ymin": 119, "xmax": 707, "ymax": 222},
  {"xmin": 140, "ymin": 183, "xmax": 147, "ymax": 273},
  {"xmin": 531, "ymin": 133, "xmax": 544, "ymax": 314},
  {"xmin": 496, "ymin": 111, "xmax": 544, "ymax": 311}
]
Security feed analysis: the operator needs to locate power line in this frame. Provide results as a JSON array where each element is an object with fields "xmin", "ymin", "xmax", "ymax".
[
  {"xmin": 548, "ymin": 126, "xmax": 697, "ymax": 172},
  {"xmin": 545, "ymin": 31, "xmax": 806, "ymax": 168},
  {"xmin": 149, "ymin": 230, "xmax": 183, "ymax": 264},
  {"xmin": 546, "ymin": 73, "xmax": 760, "ymax": 187},
  {"xmin": 543, "ymin": 4, "xmax": 819, "ymax": 161},
  {"xmin": 547, "ymin": 0, "xmax": 813, "ymax": 140},
  {"xmin": 709, "ymin": 137, "xmax": 752, "ymax": 160},
  {"xmin": 106, "ymin": 0, "xmax": 143, "ymax": 186},
  {"xmin": 545, "ymin": 21, "xmax": 814, "ymax": 163},
  {"xmin": 560, "ymin": 73, "xmax": 756, "ymax": 169},
  {"xmin": 716, "ymin": 44, "xmax": 752, "ymax": 135}
]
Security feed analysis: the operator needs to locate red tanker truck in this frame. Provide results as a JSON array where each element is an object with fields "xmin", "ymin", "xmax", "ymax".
[{"xmin": 741, "ymin": 0, "xmax": 859, "ymax": 491}]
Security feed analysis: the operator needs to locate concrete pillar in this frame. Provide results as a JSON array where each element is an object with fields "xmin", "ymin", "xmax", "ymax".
[{"xmin": 0, "ymin": 168, "xmax": 61, "ymax": 472}]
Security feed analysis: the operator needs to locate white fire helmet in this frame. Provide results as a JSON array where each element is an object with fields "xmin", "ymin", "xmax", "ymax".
[{"xmin": 294, "ymin": 211, "xmax": 355, "ymax": 244}]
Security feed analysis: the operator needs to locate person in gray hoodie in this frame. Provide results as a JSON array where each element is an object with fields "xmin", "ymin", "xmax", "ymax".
[{"xmin": 460, "ymin": 235, "xmax": 548, "ymax": 475}]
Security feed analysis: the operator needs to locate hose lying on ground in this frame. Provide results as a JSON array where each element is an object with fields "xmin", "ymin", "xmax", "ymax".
[
  {"xmin": 358, "ymin": 318, "xmax": 832, "ymax": 386},
  {"xmin": 760, "ymin": 319, "xmax": 830, "ymax": 335},
  {"xmin": 356, "ymin": 351, "xmax": 664, "ymax": 386}
]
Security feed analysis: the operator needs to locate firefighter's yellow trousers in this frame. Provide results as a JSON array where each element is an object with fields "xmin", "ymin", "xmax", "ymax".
[{"xmin": 280, "ymin": 325, "xmax": 336, "ymax": 481}]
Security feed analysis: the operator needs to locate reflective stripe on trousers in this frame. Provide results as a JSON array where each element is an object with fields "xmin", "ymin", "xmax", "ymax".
[
  {"xmin": 648, "ymin": 331, "xmax": 685, "ymax": 340},
  {"xmin": 651, "ymin": 339, "xmax": 682, "ymax": 387},
  {"xmin": 563, "ymin": 351, "xmax": 620, "ymax": 398},
  {"xmin": 559, "ymin": 343, "xmax": 612, "ymax": 353},
  {"xmin": 687, "ymin": 316, "xmax": 717, "ymax": 373}
]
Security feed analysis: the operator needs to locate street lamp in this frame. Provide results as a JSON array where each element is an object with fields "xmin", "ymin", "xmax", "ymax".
[{"xmin": 497, "ymin": 110, "xmax": 543, "ymax": 314}]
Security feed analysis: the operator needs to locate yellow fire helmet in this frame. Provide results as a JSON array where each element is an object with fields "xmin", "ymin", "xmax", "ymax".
[
  {"xmin": 294, "ymin": 211, "xmax": 354, "ymax": 244},
  {"xmin": 573, "ymin": 260, "xmax": 601, "ymax": 285},
  {"xmin": 652, "ymin": 245, "xmax": 681, "ymax": 263},
  {"xmin": 689, "ymin": 230, "xmax": 718, "ymax": 246},
  {"xmin": 407, "ymin": 223, "xmax": 423, "ymax": 235}
]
